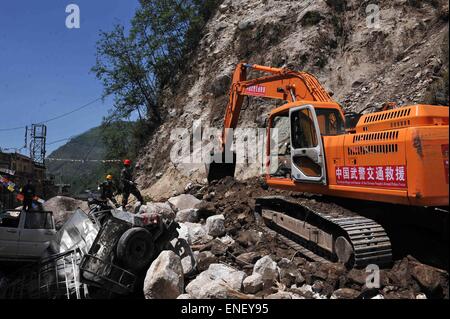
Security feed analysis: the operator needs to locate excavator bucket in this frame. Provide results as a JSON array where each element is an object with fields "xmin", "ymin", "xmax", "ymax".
[{"xmin": 206, "ymin": 152, "xmax": 236, "ymax": 183}]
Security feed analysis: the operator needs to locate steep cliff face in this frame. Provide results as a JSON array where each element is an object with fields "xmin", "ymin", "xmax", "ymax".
[{"xmin": 136, "ymin": 0, "xmax": 449, "ymax": 201}]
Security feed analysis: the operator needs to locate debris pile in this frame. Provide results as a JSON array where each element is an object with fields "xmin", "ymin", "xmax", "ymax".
[{"xmin": 139, "ymin": 177, "xmax": 449, "ymax": 299}]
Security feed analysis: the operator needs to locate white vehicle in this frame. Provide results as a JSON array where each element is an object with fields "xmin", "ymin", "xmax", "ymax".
[{"xmin": 0, "ymin": 210, "xmax": 56, "ymax": 262}]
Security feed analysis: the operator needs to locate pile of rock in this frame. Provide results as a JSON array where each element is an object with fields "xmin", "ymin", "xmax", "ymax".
[{"xmin": 140, "ymin": 187, "xmax": 449, "ymax": 300}]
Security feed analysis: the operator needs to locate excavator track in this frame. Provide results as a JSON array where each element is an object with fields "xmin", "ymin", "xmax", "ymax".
[{"xmin": 255, "ymin": 196, "xmax": 392, "ymax": 268}]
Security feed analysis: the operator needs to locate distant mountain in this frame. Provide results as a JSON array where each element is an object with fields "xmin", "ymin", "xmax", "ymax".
[{"xmin": 46, "ymin": 121, "xmax": 135, "ymax": 195}]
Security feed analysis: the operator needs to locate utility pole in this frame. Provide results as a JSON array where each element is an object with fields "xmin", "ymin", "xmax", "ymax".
[{"xmin": 30, "ymin": 124, "xmax": 47, "ymax": 167}]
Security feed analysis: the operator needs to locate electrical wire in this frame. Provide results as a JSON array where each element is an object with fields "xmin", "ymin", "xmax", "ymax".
[{"xmin": 0, "ymin": 95, "xmax": 108, "ymax": 131}]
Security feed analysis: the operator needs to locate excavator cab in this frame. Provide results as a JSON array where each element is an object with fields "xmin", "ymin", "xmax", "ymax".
[{"xmin": 267, "ymin": 102, "xmax": 345, "ymax": 185}]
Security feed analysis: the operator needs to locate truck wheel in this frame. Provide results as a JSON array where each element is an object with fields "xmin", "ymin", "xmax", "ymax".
[{"xmin": 116, "ymin": 227, "xmax": 155, "ymax": 272}]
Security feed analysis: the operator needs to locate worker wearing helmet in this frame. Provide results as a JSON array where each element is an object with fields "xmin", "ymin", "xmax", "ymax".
[
  {"xmin": 120, "ymin": 159, "xmax": 144, "ymax": 208},
  {"xmin": 99, "ymin": 174, "xmax": 118, "ymax": 205}
]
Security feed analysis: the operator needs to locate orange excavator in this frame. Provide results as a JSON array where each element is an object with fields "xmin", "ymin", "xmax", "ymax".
[{"xmin": 207, "ymin": 63, "xmax": 449, "ymax": 268}]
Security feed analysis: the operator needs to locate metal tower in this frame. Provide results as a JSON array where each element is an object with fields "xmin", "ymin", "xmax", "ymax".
[{"xmin": 30, "ymin": 124, "xmax": 47, "ymax": 167}]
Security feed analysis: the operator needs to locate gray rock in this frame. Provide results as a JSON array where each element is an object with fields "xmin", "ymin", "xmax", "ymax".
[
  {"xmin": 178, "ymin": 222, "xmax": 212, "ymax": 245},
  {"xmin": 168, "ymin": 194, "xmax": 201, "ymax": 212},
  {"xmin": 175, "ymin": 208, "xmax": 199, "ymax": 223},
  {"xmin": 238, "ymin": 20, "xmax": 255, "ymax": 31},
  {"xmin": 410, "ymin": 263, "xmax": 442, "ymax": 293},
  {"xmin": 186, "ymin": 264, "xmax": 246, "ymax": 299},
  {"xmin": 210, "ymin": 238, "xmax": 229, "ymax": 255},
  {"xmin": 330, "ymin": 288, "xmax": 361, "ymax": 299},
  {"xmin": 143, "ymin": 250, "xmax": 184, "ymax": 299},
  {"xmin": 140, "ymin": 202, "xmax": 175, "ymax": 220},
  {"xmin": 253, "ymin": 255, "xmax": 279, "ymax": 288},
  {"xmin": 205, "ymin": 214, "xmax": 226, "ymax": 237},
  {"xmin": 218, "ymin": 3, "xmax": 228, "ymax": 13},
  {"xmin": 197, "ymin": 251, "xmax": 218, "ymax": 272},
  {"xmin": 242, "ymin": 273, "xmax": 263, "ymax": 294}
]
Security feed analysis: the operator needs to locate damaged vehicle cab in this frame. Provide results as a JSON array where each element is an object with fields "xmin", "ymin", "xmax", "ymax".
[{"xmin": 0, "ymin": 210, "xmax": 56, "ymax": 262}]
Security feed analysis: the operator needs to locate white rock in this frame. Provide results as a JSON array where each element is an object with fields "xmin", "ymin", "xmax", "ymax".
[
  {"xmin": 218, "ymin": 3, "xmax": 228, "ymax": 13},
  {"xmin": 140, "ymin": 202, "xmax": 175, "ymax": 220},
  {"xmin": 205, "ymin": 214, "xmax": 226, "ymax": 237},
  {"xmin": 416, "ymin": 293, "xmax": 427, "ymax": 299},
  {"xmin": 168, "ymin": 194, "xmax": 201, "ymax": 212},
  {"xmin": 242, "ymin": 273, "xmax": 263, "ymax": 294},
  {"xmin": 219, "ymin": 235, "xmax": 235, "ymax": 246},
  {"xmin": 186, "ymin": 263, "xmax": 246, "ymax": 299},
  {"xmin": 175, "ymin": 208, "xmax": 199, "ymax": 223},
  {"xmin": 143, "ymin": 250, "xmax": 184, "ymax": 299},
  {"xmin": 253, "ymin": 255, "xmax": 279, "ymax": 288},
  {"xmin": 177, "ymin": 294, "xmax": 193, "ymax": 299},
  {"xmin": 371, "ymin": 294, "xmax": 385, "ymax": 299},
  {"xmin": 178, "ymin": 222, "xmax": 212, "ymax": 245}
]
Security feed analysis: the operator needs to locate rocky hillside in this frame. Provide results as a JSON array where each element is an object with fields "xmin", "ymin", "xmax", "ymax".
[{"xmin": 135, "ymin": 0, "xmax": 449, "ymax": 200}]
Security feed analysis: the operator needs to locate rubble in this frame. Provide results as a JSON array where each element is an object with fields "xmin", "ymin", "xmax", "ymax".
[
  {"xmin": 143, "ymin": 250, "xmax": 184, "ymax": 299},
  {"xmin": 253, "ymin": 255, "xmax": 280, "ymax": 289},
  {"xmin": 178, "ymin": 222, "xmax": 212, "ymax": 245},
  {"xmin": 168, "ymin": 194, "xmax": 201, "ymax": 211},
  {"xmin": 331, "ymin": 288, "xmax": 361, "ymax": 299},
  {"xmin": 139, "ymin": 202, "xmax": 175, "ymax": 220},
  {"xmin": 175, "ymin": 208, "xmax": 199, "ymax": 223},
  {"xmin": 205, "ymin": 214, "xmax": 226, "ymax": 237},
  {"xmin": 242, "ymin": 273, "xmax": 263, "ymax": 294},
  {"xmin": 185, "ymin": 263, "xmax": 246, "ymax": 299}
]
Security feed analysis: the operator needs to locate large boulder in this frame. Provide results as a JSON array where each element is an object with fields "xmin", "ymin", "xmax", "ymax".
[
  {"xmin": 175, "ymin": 208, "xmax": 199, "ymax": 223},
  {"xmin": 205, "ymin": 214, "xmax": 226, "ymax": 237},
  {"xmin": 177, "ymin": 222, "xmax": 212, "ymax": 245},
  {"xmin": 140, "ymin": 202, "xmax": 175, "ymax": 220},
  {"xmin": 143, "ymin": 250, "xmax": 184, "ymax": 299},
  {"xmin": 186, "ymin": 264, "xmax": 246, "ymax": 299},
  {"xmin": 168, "ymin": 194, "xmax": 201, "ymax": 212},
  {"xmin": 242, "ymin": 273, "xmax": 263, "ymax": 294},
  {"xmin": 43, "ymin": 196, "xmax": 89, "ymax": 230},
  {"xmin": 410, "ymin": 263, "xmax": 442, "ymax": 293},
  {"xmin": 253, "ymin": 255, "xmax": 279, "ymax": 288}
]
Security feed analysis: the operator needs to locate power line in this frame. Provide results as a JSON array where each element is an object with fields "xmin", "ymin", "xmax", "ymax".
[{"xmin": 0, "ymin": 95, "xmax": 107, "ymax": 131}]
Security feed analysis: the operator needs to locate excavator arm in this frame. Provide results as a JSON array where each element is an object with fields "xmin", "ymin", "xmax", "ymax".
[
  {"xmin": 207, "ymin": 62, "xmax": 335, "ymax": 183},
  {"xmin": 221, "ymin": 63, "xmax": 333, "ymax": 146}
]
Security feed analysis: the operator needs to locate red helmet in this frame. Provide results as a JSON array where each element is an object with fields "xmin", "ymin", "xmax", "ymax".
[{"xmin": 123, "ymin": 159, "xmax": 131, "ymax": 166}]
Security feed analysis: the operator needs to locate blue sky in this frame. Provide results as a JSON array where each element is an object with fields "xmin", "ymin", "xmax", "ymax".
[{"xmin": 0, "ymin": 0, "xmax": 140, "ymax": 155}]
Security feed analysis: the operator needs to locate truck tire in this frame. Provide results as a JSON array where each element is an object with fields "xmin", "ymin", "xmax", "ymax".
[{"xmin": 116, "ymin": 227, "xmax": 155, "ymax": 272}]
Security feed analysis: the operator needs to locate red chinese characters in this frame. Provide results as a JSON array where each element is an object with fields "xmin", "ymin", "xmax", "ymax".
[{"xmin": 335, "ymin": 165, "xmax": 407, "ymax": 188}]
